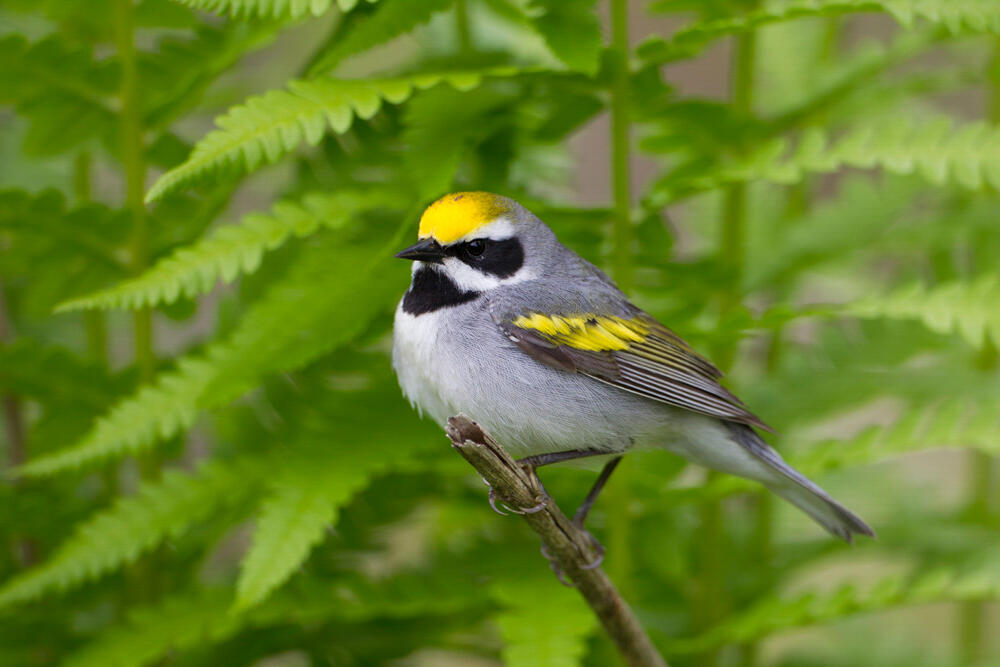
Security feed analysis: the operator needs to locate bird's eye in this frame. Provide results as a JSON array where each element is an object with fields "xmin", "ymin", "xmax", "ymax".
[{"xmin": 465, "ymin": 239, "xmax": 487, "ymax": 257}]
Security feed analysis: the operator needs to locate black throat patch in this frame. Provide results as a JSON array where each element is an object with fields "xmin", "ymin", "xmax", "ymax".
[{"xmin": 401, "ymin": 266, "xmax": 480, "ymax": 316}]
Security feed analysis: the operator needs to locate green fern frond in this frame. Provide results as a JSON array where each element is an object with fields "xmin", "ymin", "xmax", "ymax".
[
  {"xmin": 663, "ymin": 391, "xmax": 1000, "ymax": 508},
  {"xmin": 170, "ymin": 0, "xmax": 374, "ymax": 20},
  {"xmin": 0, "ymin": 339, "xmax": 119, "ymax": 410},
  {"xmin": 57, "ymin": 188, "xmax": 404, "ymax": 312},
  {"xmin": 0, "ymin": 460, "xmax": 261, "ymax": 608},
  {"xmin": 14, "ymin": 356, "xmax": 214, "ymax": 478},
  {"xmin": 0, "ymin": 35, "xmax": 117, "ymax": 156},
  {"xmin": 848, "ymin": 274, "xmax": 1000, "ymax": 348},
  {"xmin": 527, "ymin": 0, "xmax": 602, "ymax": 75},
  {"xmin": 665, "ymin": 559, "xmax": 1000, "ymax": 653},
  {"xmin": 145, "ymin": 67, "xmax": 522, "ymax": 202},
  {"xmin": 235, "ymin": 484, "xmax": 337, "ymax": 612},
  {"xmin": 62, "ymin": 589, "xmax": 237, "ymax": 667},
  {"xmin": 307, "ymin": 0, "xmax": 456, "ymax": 75},
  {"xmin": 234, "ymin": 398, "xmax": 436, "ymax": 610},
  {"xmin": 641, "ymin": 0, "xmax": 1000, "ymax": 64},
  {"xmin": 492, "ymin": 573, "xmax": 597, "ymax": 667},
  {"xmin": 18, "ymin": 225, "xmax": 405, "ymax": 477},
  {"xmin": 797, "ymin": 394, "xmax": 1000, "ymax": 474},
  {"xmin": 651, "ymin": 117, "xmax": 1000, "ymax": 204},
  {"xmin": 0, "ymin": 189, "xmax": 126, "ymax": 272}
]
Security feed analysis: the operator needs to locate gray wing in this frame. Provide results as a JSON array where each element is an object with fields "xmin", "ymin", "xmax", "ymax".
[{"xmin": 488, "ymin": 277, "xmax": 772, "ymax": 432}]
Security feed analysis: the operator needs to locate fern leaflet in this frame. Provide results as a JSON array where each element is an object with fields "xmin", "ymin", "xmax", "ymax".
[
  {"xmin": 665, "ymin": 559, "xmax": 1000, "ymax": 653},
  {"xmin": 642, "ymin": 0, "xmax": 1000, "ymax": 64},
  {"xmin": 663, "ymin": 393, "xmax": 1000, "ymax": 507},
  {"xmin": 170, "ymin": 0, "xmax": 375, "ymax": 20},
  {"xmin": 492, "ymin": 573, "xmax": 597, "ymax": 667},
  {"xmin": 57, "ymin": 188, "xmax": 405, "ymax": 311},
  {"xmin": 848, "ymin": 274, "xmax": 1000, "ymax": 348},
  {"xmin": 146, "ymin": 67, "xmax": 522, "ymax": 202},
  {"xmin": 650, "ymin": 117, "xmax": 1000, "ymax": 204},
  {"xmin": 0, "ymin": 460, "xmax": 261, "ymax": 607},
  {"xmin": 17, "ymin": 225, "xmax": 406, "ymax": 477},
  {"xmin": 307, "ymin": 0, "xmax": 456, "ymax": 75}
]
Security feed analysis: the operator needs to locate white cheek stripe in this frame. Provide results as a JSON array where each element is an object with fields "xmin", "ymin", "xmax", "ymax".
[{"xmin": 442, "ymin": 257, "xmax": 536, "ymax": 291}]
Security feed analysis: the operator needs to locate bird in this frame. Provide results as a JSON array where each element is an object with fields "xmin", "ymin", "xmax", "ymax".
[{"xmin": 392, "ymin": 191, "xmax": 874, "ymax": 543}]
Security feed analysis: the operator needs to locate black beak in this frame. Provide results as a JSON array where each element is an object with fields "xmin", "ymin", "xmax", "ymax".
[{"xmin": 394, "ymin": 238, "xmax": 446, "ymax": 263}]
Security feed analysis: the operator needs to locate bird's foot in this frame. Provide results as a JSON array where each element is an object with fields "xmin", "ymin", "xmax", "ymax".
[
  {"xmin": 540, "ymin": 543, "xmax": 574, "ymax": 587},
  {"xmin": 484, "ymin": 479, "xmax": 548, "ymax": 516}
]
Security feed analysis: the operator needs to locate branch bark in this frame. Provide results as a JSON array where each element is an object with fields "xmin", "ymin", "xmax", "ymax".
[{"xmin": 446, "ymin": 415, "xmax": 668, "ymax": 667}]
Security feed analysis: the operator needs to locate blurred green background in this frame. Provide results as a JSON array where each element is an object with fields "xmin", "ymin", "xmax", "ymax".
[{"xmin": 1, "ymin": 0, "xmax": 1000, "ymax": 665}]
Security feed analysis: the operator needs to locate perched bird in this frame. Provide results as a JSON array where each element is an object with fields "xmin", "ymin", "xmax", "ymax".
[{"xmin": 392, "ymin": 192, "xmax": 874, "ymax": 542}]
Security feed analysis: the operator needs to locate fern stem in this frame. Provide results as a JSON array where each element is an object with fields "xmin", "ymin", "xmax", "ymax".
[
  {"xmin": 115, "ymin": 0, "xmax": 155, "ymax": 388},
  {"xmin": 454, "ymin": 0, "xmax": 472, "ymax": 56},
  {"xmin": 957, "ymin": 40, "xmax": 1000, "ymax": 666},
  {"xmin": 605, "ymin": 0, "xmax": 636, "ymax": 615},
  {"xmin": 609, "ymin": 0, "xmax": 632, "ymax": 294},
  {"xmin": 0, "ymin": 279, "xmax": 37, "ymax": 567},
  {"xmin": 697, "ymin": 26, "xmax": 758, "ymax": 667},
  {"xmin": 74, "ymin": 151, "xmax": 109, "ymax": 363}
]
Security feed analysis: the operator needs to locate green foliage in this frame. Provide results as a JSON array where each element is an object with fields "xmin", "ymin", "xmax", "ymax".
[
  {"xmin": 58, "ymin": 188, "xmax": 405, "ymax": 311},
  {"xmin": 666, "ymin": 558, "xmax": 1000, "ymax": 653},
  {"xmin": 849, "ymin": 274, "xmax": 1000, "ymax": 348},
  {"xmin": 642, "ymin": 0, "xmax": 1000, "ymax": 64},
  {"xmin": 650, "ymin": 116, "xmax": 1000, "ymax": 204},
  {"xmin": 0, "ymin": 460, "xmax": 261, "ymax": 607},
  {"xmin": 307, "ymin": 0, "xmax": 457, "ymax": 75},
  {"xmin": 493, "ymin": 574, "xmax": 597, "ymax": 666},
  {"xmin": 171, "ymin": 0, "xmax": 373, "ymax": 19},
  {"xmin": 3, "ymin": 0, "xmax": 1000, "ymax": 665},
  {"xmin": 145, "ymin": 68, "xmax": 521, "ymax": 202}
]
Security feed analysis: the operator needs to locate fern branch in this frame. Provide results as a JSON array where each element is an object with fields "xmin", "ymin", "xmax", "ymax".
[
  {"xmin": 57, "ymin": 188, "xmax": 405, "ymax": 312},
  {"xmin": 649, "ymin": 117, "xmax": 1000, "ymax": 205},
  {"xmin": 171, "ymin": 0, "xmax": 375, "ymax": 20},
  {"xmin": 0, "ymin": 339, "xmax": 119, "ymax": 410},
  {"xmin": 13, "ymin": 355, "xmax": 213, "ymax": 477},
  {"xmin": 641, "ymin": 0, "xmax": 1000, "ymax": 64},
  {"xmin": 234, "ymin": 397, "xmax": 437, "ymax": 611},
  {"xmin": 145, "ymin": 67, "xmax": 522, "ymax": 202},
  {"xmin": 662, "ymin": 392, "xmax": 1000, "ymax": 508},
  {"xmin": 307, "ymin": 0, "xmax": 456, "ymax": 75},
  {"xmin": 664, "ymin": 558, "xmax": 1000, "ymax": 653},
  {"xmin": 16, "ymin": 221, "xmax": 408, "ymax": 478},
  {"xmin": 848, "ymin": 274, "xmax": 1000, "ymax": 348},
  {"xmin": 0, "ymin": 460, "xmax": 262, "ymax": 607},
  {"xmin": 492, "ymin": 573, "xmax": 598, "ymax": 666}
]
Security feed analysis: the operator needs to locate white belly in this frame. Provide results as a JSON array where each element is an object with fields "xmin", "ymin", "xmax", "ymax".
[
  {"xmin": 392, "ymin": 304, "xmax": 458, "ymax": 425},
  {"xmin": 392, "ymin": 299, "xmax": 670, "ymax": 458}
]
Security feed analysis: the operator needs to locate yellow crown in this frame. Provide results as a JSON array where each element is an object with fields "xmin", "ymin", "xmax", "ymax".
[{"xmin": 418, "ymin": 192, "xmax": 511, "ymax": 244}]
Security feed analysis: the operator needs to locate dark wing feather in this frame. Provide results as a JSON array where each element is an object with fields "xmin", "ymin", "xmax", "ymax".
[{"xmin": 496, "ymin": 310, "xmax": 773, "ymax": 432}]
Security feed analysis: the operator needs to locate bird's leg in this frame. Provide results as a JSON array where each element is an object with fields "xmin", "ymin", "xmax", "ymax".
[
  {"xmin": 516, "ymin": 450, "xmax": 622, "ymax": 573},
  {"xmin": 502, "ymin": 449, "xmax": 608, "ymax": 515},
  {"xmin": 573, "ymin": 456, "xmax": 622, "ymax": 527}
]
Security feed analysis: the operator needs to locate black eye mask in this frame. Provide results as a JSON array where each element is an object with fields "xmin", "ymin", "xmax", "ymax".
[{"xmin": 448, "ymin": 237, "xmax": 525, "ymax": 278}]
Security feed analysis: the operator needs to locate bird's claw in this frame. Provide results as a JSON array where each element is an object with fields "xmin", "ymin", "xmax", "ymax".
[
  {"xmin": 486, "ymin": 485, "xmax": 508, "ymax": 516},
  {"xmin": 541, "ymin": 543, "xmax": 574, "ymax": 587},
  {"xmin": 508, "ymin": 494, "xmax": 548, "ymax": 515},
  {"xmin": 484, "ymin": 479, "xmax": 548, "ymax": 515},
  {"xmin": 573, "ymin": 519, "xmax": 605, "ymax": 569}
]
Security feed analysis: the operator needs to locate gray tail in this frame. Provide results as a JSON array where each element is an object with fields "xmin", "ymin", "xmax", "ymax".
[{"xmin": 728, "ymin": 424, "xmax": 875, "ymax": 543}]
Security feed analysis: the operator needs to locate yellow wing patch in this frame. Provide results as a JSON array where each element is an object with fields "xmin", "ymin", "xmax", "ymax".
[
  {"xmin": 418, "ymin": 192, "xmax": 511, "ymax": 244},
  {"xmin": 513, "ymin": 313, "xmax": 649, "ymax": 351}
]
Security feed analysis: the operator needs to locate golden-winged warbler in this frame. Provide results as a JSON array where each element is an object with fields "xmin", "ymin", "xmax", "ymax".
[{"xmin": 393, "ymin": 192, "xmax": 873, "ymax": 542}]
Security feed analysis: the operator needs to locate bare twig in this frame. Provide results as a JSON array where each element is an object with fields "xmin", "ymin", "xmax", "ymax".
[{"xmin": 446, "ymin": 415, "xmax": 668, "ymax": 667}]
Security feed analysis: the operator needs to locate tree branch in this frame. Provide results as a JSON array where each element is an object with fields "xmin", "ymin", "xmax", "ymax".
[{"xmin": 446, "ymin": 415, "xmax": 668, "ymax": 667}]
